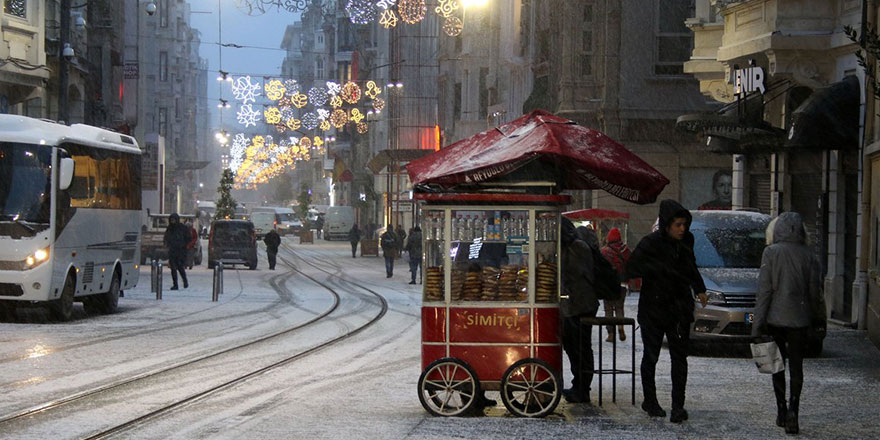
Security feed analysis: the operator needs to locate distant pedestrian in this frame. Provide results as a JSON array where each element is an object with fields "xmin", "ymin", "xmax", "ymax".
[
  {"xmin": 752, "ymin": 212, "xmax": 825, "ymax": 435},
  {"xmin": 395, "ymin": 224, "xmax": 407, "ymax": 259},
  {"xmin": 348, "ymin": 223, "xmax": 361, "ymax": 258},
  {"xmin": 163, "ymin": 213, "xmax": 189, "ymax": 290},
  {"xmin": 263, "ymin": 228, "xmax": 281, "ymax": 270},
  {"xmin": 625, "ymin": 200, "xmax": 707, "ymax": 423},
  {"xmin": 601, "ymin": 227, "xmax": 631, "ymax": 342},
  {"xmin": 405, "ymin": 226, "xmax": 422, "ymax": 284},
  {"xmin": 560, "ymin": 218, "xmax": 598, "ymax": 404},
  {"xmin": 380, "ymin": 226, "xmax": 398, "ymax": 278},
  {"xmin": 314, "ymin": 214, "xmax": 324, "ymax": 240}
]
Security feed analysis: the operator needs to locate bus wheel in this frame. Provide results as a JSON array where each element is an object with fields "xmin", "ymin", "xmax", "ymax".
[
  {"xmin": 102, "ymin": 272, "xmax": 121, "ymax": 314},
  {"xmin": 50, "ymin": 274, "xmax": 75, "ymax": 322}
]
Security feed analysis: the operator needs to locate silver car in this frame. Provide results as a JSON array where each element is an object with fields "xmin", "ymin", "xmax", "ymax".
[{"xmin": 688, "ymin": 210, "xmax": 825, "ymax": 356}]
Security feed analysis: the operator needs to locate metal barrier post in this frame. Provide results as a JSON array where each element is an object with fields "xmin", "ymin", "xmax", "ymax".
[
  {"xmin": 156, "ymin": 262, "xmax": 163, "ymax": 300},
  {"xmin": 150, "ymin": 259, "xmax": 158, "ymax": 293},
  {"xmin": 212, "ymin": 262, "xmax": 223, "ymax": 301}
]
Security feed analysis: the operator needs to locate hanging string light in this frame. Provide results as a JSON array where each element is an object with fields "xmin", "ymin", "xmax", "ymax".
[
  {"xmin": 330, "ymin": 95, "xmax": 343, "ymax": 108},
  {"xmin": 291, "ymin": 92, "xmax": 309, "ymax": 108},
  {"xmin": 330, "ymin": 109, "xmax": 349, "ymax": 128},
  {"xmin": 443, "ymin": 15, "xmax": 463, "ymax": 36},
  {"xmin": 357, "ymin": 121, "xmax": 369, "ymax": 134},
  {"xmin": 379, "ymin": 8, "xmax": 399, "ymax": 28},
  {"xmin": 372, "ymin": 97, "xmax": 386, "ymax": 111},
  {"xmin": 264, "ymin": 107, "xmax": 282, "ymax": 124},
  {"xmin": 308, "ymin": 86, "xmax": 330, "ymax": 106},
  {"xmin": 301, "ymin": 112, "xmax": 320, "ymax": 130},
  {"xmin": 398, "ymin": 0, "xmax": 427, "ymax": 24},
  {"xmin": 365, "ymin": 81, "xmax": 382, "ymax": 99},
  {"xmin": 285, "ymin": 117, "xmax": 302, "ymax": 130},
  {"xmin": 264, "ymin": 79, "xmax": 286, "ymax": 101},
  {"xmin": 236, "ymin": 104, "xmax": 261, "ymax": 127},
  {"xmin": 346, "ymin": 0, "xmax": 378, "ymax": 24},
  {"xmin": 340, "ymin": 81, "xmax": 362, "ymax": 104},
  {"xmin": 320, "ymin": 120, "xmax": 331, "ymax": 131},
  {"xmin": 350, "ymin": 108, "xmax": 365, "ymax": 123},
  {"xmin": 435, "ymin": 0, "xmax": 459, "ymax": 17}
]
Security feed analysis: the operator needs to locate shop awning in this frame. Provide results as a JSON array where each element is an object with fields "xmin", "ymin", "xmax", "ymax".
[
  {"xmin": 367, "ymin": 149, "xmax": 434, "ymax": 174},
  {"xmin": 407, "ymin": 110, "xmax": 670, "ymax": 205},
  {"xmin": 785, "ymin": 76, "xmax": 860, "ymax": 151},
  {"xmin": 676, "ymin": 90, "xmax": 785, "ymax": 153},
  {"xmin": 563, "ymin": 208, "xmax": 630, "ymax": 221}
]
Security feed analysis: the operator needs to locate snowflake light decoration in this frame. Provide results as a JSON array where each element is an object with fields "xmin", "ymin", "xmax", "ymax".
[
  {"xmin": 286, "ymin": 117, "xmax": 302, "ymax": 130},
  {"xmin": 236, "ymin": 104, "xmax": 261, "ymax": 127},
  {"xmin": 232, "ymin": 76, "xmax": 261, "ymax": 104},
  {"xmin": 232, "ymin": 133, "xmax": 250, "ymax": 154},
  {"xmin": 291, "ymin": 92, "xmax": 309, "ymax": 108},
  {"xmin": 379, "ymin": 8, "xmax": 398, "ymax": 28},
  {"xmin": 357, "ymin": 121, "xmax": 369, "ymax": 134},
  {"xmin": 346, "ymin": 0, "xmax": 377, "ymax": 25},
  {"xmin": 307, "ymin": 86, "xmax": 329, "ymax": 106},
  {"xmin": 443, "ymin": 15, "xmax": 463, "ymax": 36},
  {"xmin": 264, "ymin": 107, "xmax": 282, "ymax": 124},
  {"xmin": 280, "ymin": 106, "xmax": 296, "ymax": 121},
  {"xmin": 317, "ymin": 108, "xmax": 331, "ymax": 120},
  {"xmin": 398, "ymin": 0, "xmax": 426, "ymax": 24},
  {"xmin": 320, "ymin": 120, "xmax": 331, "ymax": 131},
  {"xmin": 284, "ymin": 79, "xmax": 300, "ymax": 96},
  {"xmin": 330, "ymin": 109, "xmax": 349, "ymax": 128},
  {"xmin": 264, "ymin": 80, "xmax": 286, "ymax": 101},
  {"xmin": 365, "ymin": 81, "xmax": 382, "ymax": 99},
  {"xmin": 350, "ymin": 108, "xmax": 365, "ymax": 123},
  {"xmin": 326, "ymin": 81, "xmax": 341, "ymax": 96},
  {"xmin": 301, "ymin": 112, "xmax": 319, "ymax": 130},
  {"xmin": 372, "ymin": 97, "xmax": 386, "ymax": 111},
  {"xmin": 435, "ymin": 0, "xmax": 458, "ymax": 17},
  {"xmin": 340, "ymin": 81, "xmax": 362, "ymax": 104}
]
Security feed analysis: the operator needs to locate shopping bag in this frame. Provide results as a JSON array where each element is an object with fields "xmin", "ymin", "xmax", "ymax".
[{"xmin": 750, "ymin": 341, "xmax": 785, "ymax": 374}]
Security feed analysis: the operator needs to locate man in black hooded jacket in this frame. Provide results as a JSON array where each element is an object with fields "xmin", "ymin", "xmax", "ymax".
[{"xmin": 626, "ymin": 200, "xmax": 707, "ymax": 423}]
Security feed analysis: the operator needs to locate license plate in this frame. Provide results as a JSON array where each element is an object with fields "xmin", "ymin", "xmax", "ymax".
[{"xmin": 745, "ymin": 313, "xmax": 754, "ymax": 324}]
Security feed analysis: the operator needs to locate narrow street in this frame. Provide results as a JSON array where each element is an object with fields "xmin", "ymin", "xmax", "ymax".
[{"xmin": 0, "ymin": 240, "xmax": 877, "ymax": 439}]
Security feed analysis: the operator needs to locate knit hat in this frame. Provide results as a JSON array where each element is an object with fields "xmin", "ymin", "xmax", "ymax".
[{"xmin": 606, "ymin": 227, "xmax": 621, "ymax": 243}]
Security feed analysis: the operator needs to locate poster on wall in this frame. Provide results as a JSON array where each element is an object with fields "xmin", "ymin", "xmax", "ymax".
[{"xmin": 681, "ymin": 168, "xmax": 732, "ymax": 211}]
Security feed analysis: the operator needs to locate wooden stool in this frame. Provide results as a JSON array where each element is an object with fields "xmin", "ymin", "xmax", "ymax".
[{"xmin": 579, "ymin": 316, "xmax": 636, "ymax": 406}]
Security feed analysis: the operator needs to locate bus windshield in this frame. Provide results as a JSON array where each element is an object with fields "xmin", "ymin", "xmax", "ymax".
[{"xmin": 0, "ymin": 143, "xmax": 52, "ymax": 233}]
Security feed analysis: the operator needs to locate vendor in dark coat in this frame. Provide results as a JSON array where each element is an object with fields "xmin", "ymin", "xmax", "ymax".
[
  {"xmin": 625, "ymin": 199, "xmax": 707, "ymax": 423},
  {"xmin": 560, "ymin": 218, "xmax": 599, "ymax": 404}
]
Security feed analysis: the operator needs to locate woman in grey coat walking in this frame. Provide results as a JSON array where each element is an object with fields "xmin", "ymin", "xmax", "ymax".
[{"xmin": 752, "ymin": 212, "xmax": 825, "ymax": 435}]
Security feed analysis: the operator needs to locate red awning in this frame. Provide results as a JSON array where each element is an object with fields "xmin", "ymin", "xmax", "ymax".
[
  {"xmin": 406, "ymin": 110, "xmax": 669, "ymax": 204},
  {"xmin": 563, "ymin": 208, "xmax": 630, "ymax": 221}
]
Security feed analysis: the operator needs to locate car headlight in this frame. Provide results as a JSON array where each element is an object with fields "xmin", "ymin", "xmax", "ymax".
[
  {"xmin": 704, "ymin": 289, "xmax": 726, "ymax": 306},
  {"xmin": 25, "ymin": 247, "xmax": 50, "ymax": 269}
]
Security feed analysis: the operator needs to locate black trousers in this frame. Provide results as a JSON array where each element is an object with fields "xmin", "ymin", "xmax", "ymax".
[
  {"xmin": 562, "ymin": 316, "xmax": 594, "ymax": 395},
  {"xmin": 769, "ymin": 326, "xmax": 807, "ymax": 409},
  {"xmin": 640, "ymin": 320, "xmax": 690, "ymax": 409},
  {"xmin": 409, "ymin": 257, "xmax": 421, "ymax": 282},
  {"xmin": 168, "ymin": 249, "xmax": 188, "ymax": 287},
  {"xmin": 350, "ymin": 241, "xmax": 358, "ymax": 257},
  {"xmin": 267, "ymin": 250, "xmax": 277, "ymax": 269},
  {"xmin": 384, "ymin": 256, "xmax": 394, "ymax": 276}
]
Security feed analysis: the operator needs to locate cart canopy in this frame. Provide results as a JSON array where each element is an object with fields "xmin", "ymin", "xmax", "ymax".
[
  {"xmin": 407, "ymin": 110, "xmax": 669, "ymax": 204},
  {"xmin": 563, "ymin": 208, "xmax": 630, "ymax": 221}
]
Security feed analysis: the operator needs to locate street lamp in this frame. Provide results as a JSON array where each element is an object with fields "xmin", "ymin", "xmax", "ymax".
[{"xmin": 144, "ymin": 0, "xmax": 157, "ymax": 16}]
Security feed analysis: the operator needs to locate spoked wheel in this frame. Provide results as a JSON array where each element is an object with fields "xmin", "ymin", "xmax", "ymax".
[
  {"xmin": 500, "ymin": 358, "xmax": 561, "ymax": 418},
  {"xmin": 417, "ymin": 358, "xmax": 481, "ymax": 417}
]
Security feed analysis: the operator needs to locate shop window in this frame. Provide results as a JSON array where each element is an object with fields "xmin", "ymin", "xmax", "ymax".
[
  {"xmin": 159, "ymin": 51, "xmax": 168, "ymax": 82},
  {"xmin": 316, "ymin": 58, "xmax": 324, "ymax": 79},
  {"xmin": 654, "ymin": 0, "xmax": 694, "ymax": 76},
  {"xmin": 4, "ymin": 0, "xmax": 26, "ymax": 18},
  {"xmin": 67, "ymin": 143, "xmax": 141, "ymax": 210}
]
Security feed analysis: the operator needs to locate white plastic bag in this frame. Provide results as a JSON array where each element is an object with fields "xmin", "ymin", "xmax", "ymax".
[{"xmin": 750, "ymin": 341, "xmax": 785, "ymax": 374}]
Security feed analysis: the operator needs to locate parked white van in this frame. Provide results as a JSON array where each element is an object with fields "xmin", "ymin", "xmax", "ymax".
[
  {"xmin": 250, "ymin": 211, "xmax": 276, "ymax": 239},
  {"xmin": 324, "ymin": 206, "xmax": 355, "ymax": 240},
  {"xmin": 250, "ymin": 206, "xmax": 302, "ymax": 236}
]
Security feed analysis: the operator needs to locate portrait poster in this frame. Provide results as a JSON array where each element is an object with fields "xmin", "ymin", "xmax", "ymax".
[{"xmin": 681, "ymin": 168, "xmax": 732, "ymax": 211}]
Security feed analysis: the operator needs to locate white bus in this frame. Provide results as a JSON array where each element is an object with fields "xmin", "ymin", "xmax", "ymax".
[{"xmin": 0, "ymin": 115, "xmax": 142, "ymax": 321}]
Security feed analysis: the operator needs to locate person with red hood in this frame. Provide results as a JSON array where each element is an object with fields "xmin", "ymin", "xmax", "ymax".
[{"xmin": 601, "ymin": 227, "xmax": 630, "ymax": 342}]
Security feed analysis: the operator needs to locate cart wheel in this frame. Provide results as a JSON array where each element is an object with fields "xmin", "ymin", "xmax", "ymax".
[
  {"xmin": 417, "ymin": 358, "xmax": 481, "ymax": 417},
  {"xmin": 500, "ymin": 358, "xmax": 561, "ymax": 418}
]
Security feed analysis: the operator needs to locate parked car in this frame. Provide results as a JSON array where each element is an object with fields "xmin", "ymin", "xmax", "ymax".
[
  {"xmin": 141, "ymin": 213, "xmax": 202, "ymax": 268},
  {"xmin": 250, "ymin": 211, "xmax": 276, "ymax": 239},
  {"xmin": 208, "ymin": 219, "xmax": 258, "ymax": 270},
  {"xmin": 688, "ymin": 210, "xmax": 825, "ymax": 356},
  {"xmin": 324, "ymin": 206, "xmax": 355, "ymax": 240}
]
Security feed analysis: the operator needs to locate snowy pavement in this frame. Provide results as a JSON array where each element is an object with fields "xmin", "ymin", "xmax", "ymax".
[{"xmin": 0, "ymin": 239, "xmax": 878, "ymax": 439}]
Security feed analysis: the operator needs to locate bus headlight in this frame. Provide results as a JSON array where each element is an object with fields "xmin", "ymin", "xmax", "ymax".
[{"xmin": 25, "ymin": 247, "xmax": 50, "ymax": 268}]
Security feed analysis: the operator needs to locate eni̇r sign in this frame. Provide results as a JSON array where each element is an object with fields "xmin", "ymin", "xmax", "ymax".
[{"xmin": 734, "ymin": 66, "xmax": 765, "ymax": 97}]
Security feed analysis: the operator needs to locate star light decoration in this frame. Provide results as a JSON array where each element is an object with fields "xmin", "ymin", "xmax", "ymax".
[
  {"xmin": 340, "ymin": 81, "xmax": 362, "ymax": 104},
  {"xmin": 398, "ymin": 0, "xmax": 427, "ymax": 24},
  {"xmin": 232, "ymin": 76, "xmax": 261, "ymax": 104},
  {"xmin": 346, "ymin": 0, "xmax": 377, "ymax": 25},
  {"xmin": 237, "ymin": 104, "xmax": 261, "ymax": 127}
]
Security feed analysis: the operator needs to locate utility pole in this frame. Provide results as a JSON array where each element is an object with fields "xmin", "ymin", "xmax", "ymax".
[{"xmin": 58, "ymin": 0, "xmax": 71, "ymax": 124}]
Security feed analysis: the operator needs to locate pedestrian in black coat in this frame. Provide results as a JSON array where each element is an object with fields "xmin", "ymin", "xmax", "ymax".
[
  {"xmin": 625, "ymin": 199, "xmax": 707, "ymax": 423},
  {"xmin": 263, "ymin": 228, "xmax": 281, "ymax": 270},
  {"xmin": 348, "ymin": 224, "xmax": 361, "ymax": 258},
  {"xmin": 163, "ymin": 213, "xmax": 190, "ymax": 290},
  {"xmin": 560, "ymin": 218, "xmax": 599, "ymax": 404},
  {"xmin": 404, "ymin": 226, "xmax": 422, "ymax": 284},
  {"xmin": 380, "ymin": 227, "xmax": 398, "ymax": 277}
]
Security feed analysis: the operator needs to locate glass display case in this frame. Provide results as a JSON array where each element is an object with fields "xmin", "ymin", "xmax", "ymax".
[{"xmin": 421, "ymin": 206, "xmax": 560, "ymax": 305}]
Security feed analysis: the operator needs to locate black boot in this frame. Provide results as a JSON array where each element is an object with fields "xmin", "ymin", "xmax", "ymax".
[
  {"xmin": 773, "ymin": 373, "xmax": 787, "ymax": 428},
  {"xmin": 786, "ymin": 396, "xmax": 799, "ymax": 434}
]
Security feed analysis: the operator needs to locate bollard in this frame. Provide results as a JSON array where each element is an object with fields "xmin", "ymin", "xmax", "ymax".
[
  {"xmin": 156, "ymin": 262, "xmax": 163, "ymax": 300},
  {"xmin": 150, "ymin": 259, "xmax": 158, "ymax": 293},
  {"xmin": 212, "ymin": 261, "xmax": 223, "ymax": 301}
]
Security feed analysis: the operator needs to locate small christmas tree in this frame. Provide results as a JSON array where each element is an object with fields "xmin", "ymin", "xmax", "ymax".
[{"xmin": 215, "ymin": 168, "xmax": 237, "ymax": 220}]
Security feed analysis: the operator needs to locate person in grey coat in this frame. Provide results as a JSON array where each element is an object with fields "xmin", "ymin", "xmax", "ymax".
[
  {"xmin": 560, "ymin": 218, "xmax": 599, "ymax": 404},
  {"xmin": 752, "ymin": 212, "xmax": 825, "ymax": 435}
]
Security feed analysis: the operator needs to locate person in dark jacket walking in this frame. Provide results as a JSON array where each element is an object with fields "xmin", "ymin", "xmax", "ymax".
[
  {"xmin": 560, "ymin": 218, "xmax": 599, "ymax": 404},
  {"xmin": 163, "ymin": 213, "xmax": 189, "ymax": 290},
  {"xmin": 348, "ymin": 224, "xmax": 361, "ymax": 258},
  {"xmin": 752, "ymin": 212, "xmax": 824, "ymax": 435},
  {"xmin": 625, "ymin": 200, "xmax": 707, "ymax": 423},
  {"xmin": 380, "ymin": 227, "xmax": 398, "ymax": 277},
  {"xmin": 395, "ymin": 224, "xmax": 407, "ymax": 259},
  {"xmin": 601, "ymin": 227, "xmax": 631, "ymax": 342},
  {"xmin": 405, "ymin": 226, "xmax": 422, "ymax": 284},
  {"xmin": 263, "ymin": 228, "xmax": 281, "ymax": 270}
]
